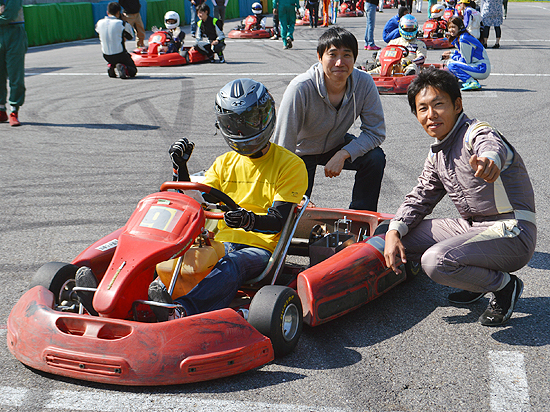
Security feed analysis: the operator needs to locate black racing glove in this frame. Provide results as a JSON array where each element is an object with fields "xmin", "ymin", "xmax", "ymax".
[
  {"xmin": 169, "ymin": 138, "xmax": 194, "ymax": 181},
  {"xmin": 224, "ymin": 208, "xmax": 256, "ymax": 231}
]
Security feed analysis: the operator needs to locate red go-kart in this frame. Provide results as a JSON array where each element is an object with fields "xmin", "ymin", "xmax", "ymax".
[
  {"xmin": 131, "ymin": 30, "xmax": 209, "ymax": 67},
  {"xmin": 420, "ymin": 19, "xmax": 453, "ymax": 49},
  {"xmin": 363, "ymin": 45, "xmax": 445, "ymax": 94},
  {"xmin": 338, "ymin": 0, "xmax": 364, "ymax": 17},
  {"xmin": 228, "ymin": 15, "xmax": 273, "ymax": 39},
  {"xmin": 7, "ymin": 181, "xmax": 420, "ymax": 386}
]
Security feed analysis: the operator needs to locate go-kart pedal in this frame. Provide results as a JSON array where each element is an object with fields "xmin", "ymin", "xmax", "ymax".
[
  {"xmin": 115, "ymin": 63, "xmax": 129, "ymax": 79},
  {"xmin": 148, "ymin": 278, "xmax": 186, "ymax": 321},
  {"xmin": 75, "ymin": 266, "xmax": 99, "ymax": 316}
]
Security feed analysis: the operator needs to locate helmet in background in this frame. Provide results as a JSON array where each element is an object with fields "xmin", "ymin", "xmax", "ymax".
[
  {"xmin": 252, "ymin": 2, "xmax": 263, "ymax": 14},
  {"xmin": 164, "ymin": 11, "xmax": 180, "ymax": 30},
  {"xmin": 215, "ymin": 79, "xmax": 275, "ymax": 156},
  {"xmin": 399, "ymin": 14, "xmax": 418, "ymax": 40},
  {"xmin": 431, "ymin": 4, "xmax": 445, "ymax": 18}
]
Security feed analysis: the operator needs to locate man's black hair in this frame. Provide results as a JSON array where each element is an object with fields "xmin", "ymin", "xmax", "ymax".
[
  {"xmin": 407, "ymin": 67, "xmax": 462, "ymax": 113},
  {"xmin": 317, "ymin": 27, "xmax": 358, "ymax": 62},
  {"xmin": 197, "ymin": 3, "xmax": 210, "ymax": 14},
  {"xmin": 107, "ymin": 2, "xmax": 121, "ymax": 16},
  {"xmin": 398, "ymin": 6, "xmax": 410, "ymax": 18}
]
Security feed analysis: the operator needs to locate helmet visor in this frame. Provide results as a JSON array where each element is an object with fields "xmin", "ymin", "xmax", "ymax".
[{"xmin": 217, "ymin": 99, "xmax": 274, "ymax": 138}]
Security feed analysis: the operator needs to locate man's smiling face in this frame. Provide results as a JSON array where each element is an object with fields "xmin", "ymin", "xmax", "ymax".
[
  {"xmin": 318, "ymin": 45, "xmax": 355, "ymax": 84},
  {"xmin": 415, "ymin": 85, "xmax": 463, "ymax": 140}
]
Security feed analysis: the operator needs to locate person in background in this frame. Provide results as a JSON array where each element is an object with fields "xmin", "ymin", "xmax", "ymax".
[
  {"xmin": 0, "ymin": 0, "xmax": 27, "ymax": 126},
  {"xmin": 273, "ymin": 0, "xmax": 299, "ymax": 49},
  {"xmin": 212, "ymin": 0, "xmax": 229, "ymax": 29},
  {"xmin": 382, "ymin": 5, "xmax": 409, "ymax": 43},
  {"xmin": 441, "ymin": 16, "xmax": 490, "ymax": 90},
  {"xmin": 305, "ymin": 0, "xmax": 320, "ymax": 28},
  {"xmin": 480, "ymin": 0, "xmax": 503, "ymax": 48},
  {"xmin": 161, "ymin": 11, "xmax": 186, "ymax": 53},
  {"xmin": 195, "ymin": 3, "xmax": 226, "ymax": 63},
  {"xmin": 118, "ymin": 0, "xmax": 145, "ymax": 48},
  {"xmin": 384, "ymin": 67, "xmax": 536, "ymax": 327},
  {"xmin": 364, "ymin": 0, "xmax": 381, "ymax": 50},
  {"xmin": 95, "ymin": 2, "xmax": 138, "ymax": 79},
  {"xmin": 457, "ymin": 0, "xmax": 481, "ymax": 39},
  {"xmin": 188, "ymin": 0, "xmax": 205, "ymax": 37}
]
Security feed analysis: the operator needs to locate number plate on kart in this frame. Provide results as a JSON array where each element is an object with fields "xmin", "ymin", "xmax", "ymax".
[{"xmin": 139, "ymin": 206, "xmax": 183, "ymax": 232}]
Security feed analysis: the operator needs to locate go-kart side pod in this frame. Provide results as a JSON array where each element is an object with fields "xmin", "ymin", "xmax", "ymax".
[
  {"xmin": 227, "ymin": 28, "xmax": 272, "ymax": 39},
  {"xmin": 7, "ymin": 286, "xmax": 274, "ymax": 386},
  {"xmin": 297, "ymin": 235, "xmax": 407, "ymax": 327},
  {"xmin": 420, "ymin": 37, "xmax": 453, "ymax": 49}
]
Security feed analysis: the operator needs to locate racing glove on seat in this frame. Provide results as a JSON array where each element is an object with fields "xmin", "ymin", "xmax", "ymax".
[
  {"xmin": 169, "ymin": 138, "xmax": 195, "ymax": 182},
  {"xmin": 224, "ymin": 201, "xmax": 295, "ymax": 233}
]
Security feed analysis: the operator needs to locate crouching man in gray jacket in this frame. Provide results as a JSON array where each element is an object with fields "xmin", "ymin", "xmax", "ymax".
[
  {"xmin": 384, "ymin": 67, "xmax": 536, "ymax": 327},
  {"xmin": 273, "ymin": 27, "xmax": 386, "ymax": 211}
]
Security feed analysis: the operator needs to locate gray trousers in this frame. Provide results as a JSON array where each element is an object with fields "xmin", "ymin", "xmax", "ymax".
[{"xmin": 402, "ymin": 217, "xmax": 536, "ymax": 292}]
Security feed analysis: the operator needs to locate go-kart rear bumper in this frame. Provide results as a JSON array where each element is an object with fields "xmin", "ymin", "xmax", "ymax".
[{"xmin": 7, "ymin": 286, "xmax": 273, "ymax": 386}]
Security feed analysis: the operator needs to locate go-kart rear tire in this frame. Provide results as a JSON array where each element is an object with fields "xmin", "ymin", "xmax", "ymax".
[
  {"xmin": 30, "ymin": 262, "xmax": 79, "ymax": 305},
  {"xmin": 404, "ymin": 260, "xmax": 424, "ymax": 280},
  {"xmin": 179, "ymin": 49, "xmax": 190, "ymax": 64},
  {"xmin": 248, "ymin": 285, "xmax": 303, "ymax": 357}
]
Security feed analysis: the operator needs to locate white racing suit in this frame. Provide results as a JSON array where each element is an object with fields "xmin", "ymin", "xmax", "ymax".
[{"xmin": 388, "ymin": 114, "xmax": 536, "ymax": 293}]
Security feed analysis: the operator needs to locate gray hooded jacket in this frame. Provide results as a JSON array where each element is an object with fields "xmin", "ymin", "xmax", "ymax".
[{"xmin": 273, "ymin": 62, "xmax": 385, "ymax": 161}]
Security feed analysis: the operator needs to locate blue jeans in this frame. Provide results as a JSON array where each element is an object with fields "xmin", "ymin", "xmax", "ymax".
[
  {"xmin": 189, "ymin": 0, "xmax": 198, "ymax": 36},
  {"xmin": 364, "ymin": 2, "xmax": 377, "ymax": 47},
  {"xmin": 300, "ymin": 136, "xmax": 386, "ymax": 211},
  {"xmin": 175, "ymin": 242, "xmax": 271, "ymax": 315}
]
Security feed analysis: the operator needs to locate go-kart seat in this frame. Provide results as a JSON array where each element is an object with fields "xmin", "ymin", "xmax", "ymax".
[{"xmin": 246, "ymin": 196, "xmax": 309, "ymax": 285}]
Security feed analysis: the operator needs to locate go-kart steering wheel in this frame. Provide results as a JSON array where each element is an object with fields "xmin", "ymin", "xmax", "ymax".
[
  {"xmin": 160, "ymin": 182, "xmax": 239, "ymax": 219},
  {"xmin": 395, "ymin": 45, "xmax": 409, "ymax": 57}
]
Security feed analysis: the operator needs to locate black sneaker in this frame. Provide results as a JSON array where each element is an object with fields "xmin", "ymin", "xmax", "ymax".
[
  {"xmin": 448, "ymin": 290, "xmax": 486, "ymax": 304},
  {"xmin": 479, "ymin": 275, "xmax": 523, "ymax": 326},
  {"xmin": 75, "ymin": 266, "xmax": 98, "ymax": 316},
  {"xmin": 115, "ymin": 63, "xmax": 129, "ymax": 79},
  {"xmin": 286, "ymin": 37, "xmax": 293, "ymax": 49},
  {"xmin": 107, "ymin": 64, "xmax": 116, "ymax": 78},
  {"xmin": 148, "ymin": 278, "xmax": 185, "ymax": 322}
]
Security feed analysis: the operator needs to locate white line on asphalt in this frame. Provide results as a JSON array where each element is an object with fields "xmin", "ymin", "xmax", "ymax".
[
  {"xmin": 489, "ymin": 351, "xmax": 531, "ymax": 412},
  {"xmin": 0, "ymin": 386, "xmax": 350, "ymax": 412},
  {"xmin": 24, "ymin": 72, "xmax": 550, "ymax": 77}
]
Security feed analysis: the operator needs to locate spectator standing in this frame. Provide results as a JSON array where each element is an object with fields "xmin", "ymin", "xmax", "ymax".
[
  {"xmin": 0, "ymin": 0, "xmax": 27, "ymax": 126},
  {"xmin": 480, "ymin": 0, "xmax": 503, "ymax": 48},
  {"xmin": 189, "ymin": 0, "xmax": 205, "ymax": 37},
  {"xmin": 273, "ymin": 0, "xmax": 299, "ymax": 49},
  {"xmin": 364, "ymin": 0, "xmax": 381, "ymax": 50},
  {"xmin": 306, "ymin": 0, "xmax": 320, "ymax": 27},
  {"xmin": 96, "ymin": 2, "xmax": 137, "ymax": 79},
  {"xmin": 427, "ymin": 0, "xmax": 436, "ymax": 17},
  {"xmin": 270, "ymin": 7, "xmax": 281, "ymax": 39},
  {"xmin": 119, "ymin": 0, "xmax": 145, "ymax": 48},
  {"xmin": 212, "ymin": 0, "xmax": 229, "ymax": 29}
]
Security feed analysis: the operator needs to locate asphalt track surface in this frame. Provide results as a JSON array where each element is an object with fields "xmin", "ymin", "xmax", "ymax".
[{"xmin": 1, "ymin": 2, "xmax": 550, "ymax": 411}]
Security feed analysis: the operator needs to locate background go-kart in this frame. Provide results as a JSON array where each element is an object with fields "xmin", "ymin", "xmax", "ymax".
[{"xmin": 1, "ymin": 2, "xmax": 549, "ymax": 411}]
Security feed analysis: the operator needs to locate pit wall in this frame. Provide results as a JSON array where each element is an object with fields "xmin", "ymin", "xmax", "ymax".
[{"xmin": 23, "ymin": 0, "xmax": 273, "ymax": 46}]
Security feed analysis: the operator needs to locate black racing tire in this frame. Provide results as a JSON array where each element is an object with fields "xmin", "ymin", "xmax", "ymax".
[
  {"xmin": 248, "ymin": 285, "xmax": 303, "ymax": 357},
  {"xmin": 373, "ymin": 219, "xmax": 391, "ymax": 236},
  {"xmin": 30, "ymin": 262, "xmax": 79, "ymax": 305},
  {"xmin": 180, "ymin": 49, "xmax": 190, "ymax": 64}
]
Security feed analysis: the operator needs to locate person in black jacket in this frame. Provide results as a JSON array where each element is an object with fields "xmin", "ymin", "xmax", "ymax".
[{"xmin": 195, "ymin": 3, "xmax": 226, "ymax": 63}]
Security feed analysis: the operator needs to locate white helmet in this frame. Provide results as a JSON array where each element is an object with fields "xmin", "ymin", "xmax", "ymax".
[
  {"xmin": 430, "ymin": 4, "xmax": 445, "ymax": 18},
  {"xmin": 252, "ymin": 2, "xmax": 263, "ymax": 14},
  {"xmin": 164, "ymin": 11, "xmax": 180, "ymax": 30}
]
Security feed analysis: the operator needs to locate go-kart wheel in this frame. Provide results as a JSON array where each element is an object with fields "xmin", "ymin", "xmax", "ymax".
[
  {"xmin": 179, "ymin": 49, "xmax": 190, "ymax": 64},
  {"xmin": 30, "ymin": 262, "xmax": 79, "ymax": 305},
  {"xmin": 248, "ymin": 285, "xmax": 303, "ymax": 357}
]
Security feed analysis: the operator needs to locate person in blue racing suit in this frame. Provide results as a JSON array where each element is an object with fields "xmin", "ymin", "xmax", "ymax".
[
  {"xmin": 383, "ymin": 6, "xmax": 409, "ymax": 43},
  {"xmin": 441, "ymin": 16, "xmax": 490, "ymax": 91}
]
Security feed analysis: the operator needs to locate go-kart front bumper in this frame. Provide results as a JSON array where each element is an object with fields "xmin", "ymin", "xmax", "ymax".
[{"xmin": 7, "ymin": 286, "xmax": 273, "ymax": 386}]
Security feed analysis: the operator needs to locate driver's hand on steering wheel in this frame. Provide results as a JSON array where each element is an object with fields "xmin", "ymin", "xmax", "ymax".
[
  {"xmin": 224, "ymin": 208, "xmax": 256, "ymax": 231},
  {"xmin": 169, "ymin": 138, "xmax": 195, "ymax": 170}
]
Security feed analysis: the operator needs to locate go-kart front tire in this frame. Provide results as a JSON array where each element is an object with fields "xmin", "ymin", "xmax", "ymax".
[
  {"xmin": 248, "ymin": 285, "xmax": 303, "ymax": 357},
  {"xmin": 30, "ymin": 262, "xmax": 79, "ymax": 305}
]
